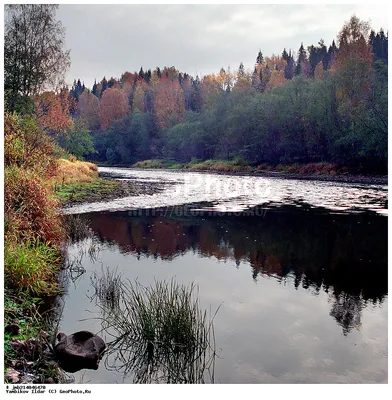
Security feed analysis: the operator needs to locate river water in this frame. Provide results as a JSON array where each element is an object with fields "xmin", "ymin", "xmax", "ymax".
[{"xmin": 59, "ymin": 167, "xmax": 388, "ymax": 383}]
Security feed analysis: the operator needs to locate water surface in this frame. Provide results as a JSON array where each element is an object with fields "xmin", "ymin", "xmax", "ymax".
[
  {"xmin": 59, "ymin": 195, "xmax": 388, "ymax": 383},
  {"xmin": 64, "ymin": 167, "xmax": 388, "ymax": 216}
]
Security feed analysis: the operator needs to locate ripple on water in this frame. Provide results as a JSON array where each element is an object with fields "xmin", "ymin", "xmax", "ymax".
[{"xmin": 63, "ymin": 167, "xmax": 388, "ymax": 215}]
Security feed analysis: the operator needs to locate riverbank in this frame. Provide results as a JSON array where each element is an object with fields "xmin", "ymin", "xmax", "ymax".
[
  {"xmin": 4, "ymin": 113, "xmax": 100, "ymax": 384},
  {"xmin": 4, "ymin": 157, "xmax": 99, "ymax": 384},
  {"xmin": 183, "ymin": 169, "xmax": 388, "ymax": 185},
  {"xmin": 100, "ymin": 159, "xmax": 388, "ymax": 186},
  {"xmin": 57, "ymin": 177, "xmax": 169, "ymax": 207}
]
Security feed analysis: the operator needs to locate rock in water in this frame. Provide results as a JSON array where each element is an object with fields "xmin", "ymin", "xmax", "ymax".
[{"xmin": 54, "ymin": 331, "xmax": 106, "ymax": 373}]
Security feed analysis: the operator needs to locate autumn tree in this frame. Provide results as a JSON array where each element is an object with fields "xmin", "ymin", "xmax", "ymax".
[
  {"xmin": 199, "ymin": 74, "xmax": 222, "ymax": 109},
  {"xmin": 162, "ymin": 66, "xmax": 179, "ymax": 80},
  {"xmin": 333, "ymin": 15, "xmax": 374, "ymax": 112},
  {"xmin": 99, "ymin": 88, "xmax": 129, "ymax": 129},
  {"xmin": 4, "ymin": 4, "xmax": 70, "ymax": 112},
  {"xmin": 132, "ymin": 81, "xmax": 150, "ymax": 112},
  {"xmin": 216, "ymin": 67, "xmax": 233, "ymax": 92},
  {"xmin": 266, "ymin": 70, "xmax": 286, "ymax": 91},
  {"xmin": 35, "ymin": 88, "xmax": 74, "ymax": 133},
  {"xmin": 78, "ymin": 91, "xmax": 101, "ymax": 130},
  {"xmin": 153, "ymin": 76, "xmax": 185, "ymax": 129},
  {"xmin": 314, "ymin": 61, "xmax": 324, "ymax": 81}
]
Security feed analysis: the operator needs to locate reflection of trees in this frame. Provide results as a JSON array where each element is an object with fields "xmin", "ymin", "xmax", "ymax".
[
  {"xmin": 329, "ymin": 292, "xmax": 365, "ymax": 336},
  {"xmin": 86, "ymin": 207, "xmax": 387, "ymax": 335}
]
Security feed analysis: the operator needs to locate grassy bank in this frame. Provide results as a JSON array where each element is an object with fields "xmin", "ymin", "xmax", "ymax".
[
  {"xmin": 54, "ymin": 178, "xmax": 120, "ymax": 204},
  {"xmin": 131, "ymin": 159, "xmax": 388, "ymax": 185},
  {"xmin": 133, "ymin": 159, "xmax": 342, "ymax": 175},
  {"xmin": 50, "ymin": 158, "xmax": 98, "ymax": 186},
  {"xmin": 4, "ymin": 112, "xmax": 99, "ymax": 383}
]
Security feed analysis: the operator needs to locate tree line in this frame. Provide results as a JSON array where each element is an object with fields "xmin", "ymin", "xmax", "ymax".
[{"xmin": 5, "ymin": 12, "xmax": 388, "ymax": 172}]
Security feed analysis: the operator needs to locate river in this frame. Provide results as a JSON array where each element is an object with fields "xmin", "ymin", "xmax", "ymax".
[{"xmin": 58, "ymin": 167, "xmax": 388, "ymax": 383}]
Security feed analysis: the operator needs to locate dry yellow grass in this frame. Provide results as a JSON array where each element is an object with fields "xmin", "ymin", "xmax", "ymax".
[{"xmin": 50, "ymin": 159, "xmax": 98, "ymax": 185}]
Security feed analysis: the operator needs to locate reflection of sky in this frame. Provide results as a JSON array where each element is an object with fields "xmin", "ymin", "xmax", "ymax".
[
  {"xmin": 59, "ymin": 238, "xmax": 388, "ymax": 384},
  {"xmin": 64, "ymin": 168, "xmax": 388, "ymax": 216}
]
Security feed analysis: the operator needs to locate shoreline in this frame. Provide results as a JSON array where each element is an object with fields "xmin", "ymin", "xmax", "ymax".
[
  {"xmin": 98, "ymin": 164, "xmax": 388, "ymax": 186},
  {"xmin": 60, "ymin": 177, "xmax": 170, "ymax": 207}
]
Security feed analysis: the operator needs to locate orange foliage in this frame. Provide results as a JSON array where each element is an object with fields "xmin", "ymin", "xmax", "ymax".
[
  {"xmin": 216, "ymin": 69, "xmax": 233, "ymax": 91},
  {"xmin": 264, "ymin": 55, "xmax": 287, "ymax": 72},
  {"xmin": 314, "ymin": 61, "xmax": 324, "ymax": 81},
  {"xmin": 332, "ymin": 15, "xmax": 374, "ymax": 108},
  {"xmin": 153, "ymin": 77, "xmax": 185, "ymax": 129},
  {"xmin": 233, "ymin": 76, "xmax": 251, "ymax": 92},
  {"xmin": 162, "ymin": 66, "xmax": 179, "ymax": 80},
  {"xmin": 35, "ymin": 89, "xmax": 74, "ymax": 133},
  {"xmin": 266, "ymin": 69, "xmax": 286, "ymax": 91},
  {"xmin": 121, "ymin": 71, "xmax": 138, "ymax": 86},
  {"xmin": 200, "ymin": 74, "xmax": 221, "ymax": 108},
  {"xmin": 99, "ymin": 88, "xmax": 129, "ymax": 129},
  {"xmin": 78, "ymin": 91, "xmax": 100, "ymax": 130}
]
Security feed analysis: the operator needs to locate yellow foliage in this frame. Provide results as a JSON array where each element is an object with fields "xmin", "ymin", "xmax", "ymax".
[{"xmin": 50, "ymin": 158, "xmax": 98, "ymax": 185}]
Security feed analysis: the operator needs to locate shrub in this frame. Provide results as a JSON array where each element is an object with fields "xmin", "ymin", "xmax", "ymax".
[
  {"xmin": 4, "ymin": 112, "xmax": 58, "ymax": 178},
  {"xmin": 4, "ymin": 166, "xmax": 64, "ymax": 245}
]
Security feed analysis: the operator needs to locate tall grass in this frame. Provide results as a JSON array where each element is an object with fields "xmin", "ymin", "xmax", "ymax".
[
  {"xmin": 90, "ymin": 273, "xmax": 217, "ymax": 383},
  {"xmin": 50, "ymin": 158, "xmax": 98, "ymax": 186},
  {"xmin": 4, "ymin": 241, "xmax": 62, "ymax": 296}
]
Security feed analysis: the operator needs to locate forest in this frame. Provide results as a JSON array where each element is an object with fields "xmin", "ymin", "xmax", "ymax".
[{"xmin": 5, "ymin": 15, "xmax": 388, "ymax": 173}]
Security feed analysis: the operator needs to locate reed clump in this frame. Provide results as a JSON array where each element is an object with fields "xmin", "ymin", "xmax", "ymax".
[{"xmin": 91, "ymin": 273, "xmax": 217, "ymax": 383}]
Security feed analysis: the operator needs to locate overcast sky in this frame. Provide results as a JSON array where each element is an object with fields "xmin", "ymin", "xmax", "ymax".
[{"xmin": 57, "ymin": 4, "xmax": 388, "ymax": 88}]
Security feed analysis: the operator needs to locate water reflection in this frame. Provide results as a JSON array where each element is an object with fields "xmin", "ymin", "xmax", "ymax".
[
  {"xmin": 78, "ymin": 204, "xmax": 387, "ymax": 336},
  {"xmin": 89, "ymin": 272, "xmax": 217, "ymax": 383},
  {"xmin": 329, "ymin": 293, "xmax": 364, "ymax": 336}
]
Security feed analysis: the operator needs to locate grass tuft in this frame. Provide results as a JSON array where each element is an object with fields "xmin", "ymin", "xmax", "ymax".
[{"xmin": 90, "ymin": 273, "xmax": 218, "ymax": 383}]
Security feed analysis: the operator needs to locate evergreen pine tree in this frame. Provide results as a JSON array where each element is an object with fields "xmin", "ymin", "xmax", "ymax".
[
  {"xmin": 256, "ymin": 50, "xmax": 264, "ymax": 66},
  {"xmin": 284, "ymin": 50, "xmax": 295, "ymax": 79},
  {"xmin": 146, "ymin": 69, "xmax": 152, "ymax": 83},
  {"xmin": 92, "ymin": 79, "xmax": 98, "ymax": 97},
  {"xmin": 101, "ymin": 77, "xmax": 108, "ymax": 97},
  {"xmin": 238, "ymin": 62, "xmax": 245, "ymax": 77},
  {"xmin": 295, "ymin": 43, "xmax": 307, "ymax": 75},
  {"xmin": 327, "ymin": 40, "xmax": 338, "ymax": 69}
]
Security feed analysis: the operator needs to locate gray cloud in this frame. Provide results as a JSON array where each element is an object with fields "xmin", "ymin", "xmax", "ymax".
[{"xmin": 57, "ymin": 4, "xmax": 388, "ymax": 88}]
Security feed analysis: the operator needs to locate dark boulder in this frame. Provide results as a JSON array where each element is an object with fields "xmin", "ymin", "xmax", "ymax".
[{"xmin": 54, "ymin": 331, "xmax": 106, "ymax": 373}]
